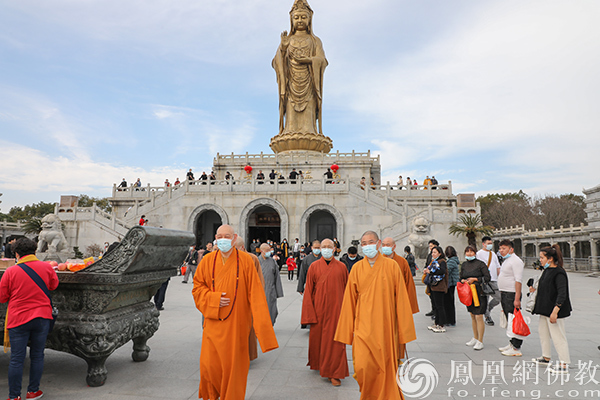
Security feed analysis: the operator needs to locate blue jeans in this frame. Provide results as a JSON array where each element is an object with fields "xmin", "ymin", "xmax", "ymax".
[{"xmin": 8, "ymin": 317, "xmax": 50, "ymax": 399}]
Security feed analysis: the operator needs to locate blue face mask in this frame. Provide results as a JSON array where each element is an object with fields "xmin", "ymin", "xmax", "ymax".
[
  {"xmin": 312, "ymin": 249, "xmax": 321, "ymax": 256},
  {"xmin": 321, "ymin": 248, "xmax": 334, "ymax": 259},
  {"xmin": 216, "ymin": 238, "xmax": 232, "ymax": 253},
  {"xmin": 503, "ymin": 253, "xmax": 512, "ymax": 259},
  {"xmin": 465, "ymin": 256, "xmax": 476, "ymax": 261},
  {"xmin": 543, "ymin": 262, "xmax": 550, "ymax": 269},
  {"xmin": 381, "ymin": 246, "xmax": 393, "ymax": 256},
  {"xmin": 486, "ymin": 244, "xmax": 493, "ymax": 251},
  {"xmin": 362, "ymin": 244, "xmax": 378, "ymax": 259},
  {"xmin": 348, "ymin": 256, "xmax": 356, "ymax": 261},
  {"xmin": 264, "ymin": 251, "xmax": 272, "ymax": 258}
]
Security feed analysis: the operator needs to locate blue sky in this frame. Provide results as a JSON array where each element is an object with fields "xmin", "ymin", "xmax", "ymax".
[{"xmin": 1, "ymin": 0, "xmax": 599, "ymax": 211}]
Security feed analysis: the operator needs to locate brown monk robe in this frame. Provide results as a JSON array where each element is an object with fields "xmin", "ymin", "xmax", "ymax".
[
  {"xmin": 301, "ymin": 239, "xmax": 349, "ymax": 385},
  {"xmin": 234, "ymin": 237, "xmax": 266, "ymax": 361},
  {"xmin": 381, "ymin": 238, "xmax": 419, "ymax": 360},
  {"xmin": 335, "ymin": 231, "xmax": 416, "ymax": 400},
  {"xmin": 193, "ymin": 225, "xmax": 278, "ymax": 400}
]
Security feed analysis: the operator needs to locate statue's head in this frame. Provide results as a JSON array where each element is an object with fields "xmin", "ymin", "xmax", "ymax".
[
  {"xmin": 413, "ymin": 216, "xmax": 430, "ymax": 234},
  {"xmin": 41, "ymin": 214, "xmax": 61, "ymax": 231},
  {"xmin": 289, "ymin": 0, "xmax": 313, "ymax": 35}
]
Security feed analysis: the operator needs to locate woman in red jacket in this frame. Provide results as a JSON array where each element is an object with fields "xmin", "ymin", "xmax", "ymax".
[
  {"xmin": 0, "ymin": 238, "xmax": 59, "ymax": 400},
  {"xmin": 286, "ymin": 256, "xmax": 297, "ymax": 281}
]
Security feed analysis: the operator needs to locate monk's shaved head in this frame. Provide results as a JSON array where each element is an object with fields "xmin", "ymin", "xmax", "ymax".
[
  {"xmin": 361, "ymin": 230, "xmax": 379, "ymax": 242},
  {"xmin": 382, "ymin": 237, "xmax": 396, "ymax": 247},
  {"xmin": 216, "ymin": 224, "xmax": 235, "ymax": 239},
  {"xmin": 321, "ymin": 239, "xmax": 334, "ymax": 249},
  {"xmin": 234, "ymin": 237, "xmax": 245, "ymax": 250},
  {"xmin": 260, "ymin": 243, "xmax": 271, "ymax": 253}
]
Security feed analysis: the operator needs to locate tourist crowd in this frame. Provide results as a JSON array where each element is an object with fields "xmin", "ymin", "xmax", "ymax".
[{"xmin": 0, "ymin": 225, "xmax": 586, "ymax": 400}]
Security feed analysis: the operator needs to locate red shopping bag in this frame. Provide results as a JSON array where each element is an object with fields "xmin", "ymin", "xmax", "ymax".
[
  {"xmin": 456, "ymin": 282, "xmax": 473, "ymax": 306},
  {"xmin": 512, "ymin": 308, "xmax": 531, "ymax": 337},
  {"xmin": 181, "ymin": 265, "xmax": 187, "ymax": 275}
]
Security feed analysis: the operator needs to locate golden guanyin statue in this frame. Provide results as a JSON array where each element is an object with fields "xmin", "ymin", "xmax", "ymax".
[{"xmin": 270, "ymin": 0, "xmax": 333, "ymax": 153}]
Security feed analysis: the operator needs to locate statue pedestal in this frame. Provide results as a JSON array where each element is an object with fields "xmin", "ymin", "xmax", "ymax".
[
  {"xmin": 38, "ymin": 251, "xmax": 71, "ymax": 263},
  {"xmin": 270, "ymin": 132, "xmax": 333, "ymax": 153}
]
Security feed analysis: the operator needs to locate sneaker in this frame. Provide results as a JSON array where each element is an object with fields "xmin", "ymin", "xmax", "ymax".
[
  {"xmin": 549, "ymin": 364, "xmax": 568, "ymax": 374},
  {"xmin": 498, "ymin": 344, "xmax": 512, "ymax": 352},
  {"xmin": 501, "ymin": 346, "xmax": 522, "ymax": 357},
  {"xmin": 427, "ymin": 324, "xmax": 437, "ymax": 331},
  {"xmin": 532, "ymin": 357, "xmax": 551, "ymax": 365},
  {"xmin": 26, "ymin": 392, "xmax": 43, "ymax": 400},
  {"xmin": 485, "ymin": 316, "xmax": 495, "ymax": 326},
  {"xmin": 473, "ymin": 341, "xmax": 484, "ymax": 350},
  {"xmin": 432, "ymin": 325, "xmax": 446, "ymax": 333},
  {"xmin": 466, "ymin": 338, "xmax": 478, "ymax": 346},
  {"xmin": 8, "ymin": 397, "xmax": 22, "ymax": 400},
  {"xmin": 181, "ymin": 281, "xmax": 188, "ymax": 284}
]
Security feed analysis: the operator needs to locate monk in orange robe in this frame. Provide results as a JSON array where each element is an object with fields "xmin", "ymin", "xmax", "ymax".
[
  {"xmin": 234, "ymin": 237, "xmax": 265, "ymax": 361},
  {"xmin": 382, "ymin": 237, "xmax": 419, "ymax": 360},
  {"xmin": 193, "ymin": 225, "xmax": 278, "ymax": 400},
  {"xmin": 301, "ymin": 239, "xmax": 349, "ymax": 386},
  {"xmin": 335, "ymin": 231, "xmax": 417, "ymax": 400}
]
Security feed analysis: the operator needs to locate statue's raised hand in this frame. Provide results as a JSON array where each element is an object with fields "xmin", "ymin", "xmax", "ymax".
[{"xmin": 281, "ymin": 31, "xmax": 290, "ymax": 47}]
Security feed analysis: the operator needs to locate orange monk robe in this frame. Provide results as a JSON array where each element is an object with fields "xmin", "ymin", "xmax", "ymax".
[
  {"xmin": 248, "ymin": 252, "xmax": 266, "ymax": 361},
  {"xmin": 192, "ymin": 249, "xmax": 278, "ymax": 400},
  {"xmin": 301, "ymin": 258, "xmax": 349, "ymax": 380},
  {"xmin": 334, "ymin": 256, "xmax": 417, "ymax": 400},
  {"xmin": 391, "ymin": 253, "xmax": 419, "ymax": 360}
]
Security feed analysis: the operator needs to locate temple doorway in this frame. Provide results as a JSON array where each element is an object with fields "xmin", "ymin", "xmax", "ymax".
[
  {"xmin": 195, "ymin": 210, "xmax": 222, "ymax": 248},
  {"xmin": 307, "ymin": 210, "xmax": 337, "ymax": 242},
  {"xmin": 248, "ymin": 205, "xmax": 281, "ymax": 246}
]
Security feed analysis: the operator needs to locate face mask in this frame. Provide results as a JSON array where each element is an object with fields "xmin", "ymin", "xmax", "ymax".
[
  {"xmin": 465, "ymin": 256, "xmax": 476, "ymax": 261},
  {"xmin": 362, "ymin": 244, "xmax": 378, "ymax": 259},
  {"xmin": 348, "ymin": 256, "xmax": 356, "ymax": 261},
  {"xmin": 381, "ymin": 246, "xmax": 393, "ymax": 256},
  {"xmin": 503, "ymin": 253, "xmax": 512, "ymax": 259},
  {"xmin": 543, "ymin": 262, "xmax": 550, "ymax": 269},
  {"xmin": 264, "ymin": 251, "xmax": 272, "ymax": 258},
  {"xmin": 321, "ymin": 248, "xmax": 334, "ymax": 259},
  {"xmin": 216, "ymin": 238, "xmax": 232, "ymax": 253},
  {"xmin": 486, "ymin": 244, "xmax": 493, "ymax": 251},
  {"xmin": 312, "ymin": 249, "xmax": 321, "ymax": 256}
]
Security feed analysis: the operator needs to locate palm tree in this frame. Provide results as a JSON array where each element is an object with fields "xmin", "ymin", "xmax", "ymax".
[
  {"xmin": 23, "ymin": 218, "xmax": 43, "ymax": 235},
  {"xmin": 449, "ymin": 214, "xmax": 494, "ymax": 247}
]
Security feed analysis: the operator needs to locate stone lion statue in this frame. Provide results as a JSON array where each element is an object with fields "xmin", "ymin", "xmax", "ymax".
[
  {"xmin": 408, "ymin": 216, "xmax": 433, "ymax": 259},
  {"xmin": 37, "ymin": 214, "xmax": 69, "ymax": 254}
]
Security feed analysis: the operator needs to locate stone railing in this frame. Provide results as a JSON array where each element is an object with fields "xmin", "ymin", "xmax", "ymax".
[
  {"xmin": 494, "ymin": 223, "xmax": 588, "ymax": 237},
  {"xmin": 0, "ymin": 220, "xmax": 26, "ymax": 230},
  {"xmin": 214, "ymin": 150, "xmax": 380, "ymax": 165},
  {"xmin": 58, "ymin": 204, "xmax": 130, "ymax": 235}
]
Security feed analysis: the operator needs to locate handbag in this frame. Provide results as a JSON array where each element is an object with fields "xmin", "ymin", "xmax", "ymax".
[
  {"xmin": 512, "ymin": 308, "xmax": 531, "ymax": 337},
  {"xmin": 18, "ymin": 263, "xmax": 58, "ymax": 333},
  {"xmin": 481, "ymin": 281, "xmax": 495, "ymax": 295}
]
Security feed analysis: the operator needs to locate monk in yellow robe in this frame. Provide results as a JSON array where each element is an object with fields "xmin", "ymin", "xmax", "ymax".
[
  {"xmin": 234, "ymin": 237, "xmax": 266, "ymax": 361},
  {"xmin": 301, "ymin": 239, "xmax": 349, "ymax": 386},
  {"xmin": 335, "ymin": 231, "xmax": 416, "ymax": 400},
  {"xmin": 193, "ymin": 225, "xmax": 278, "ymax": 400},
  {"xmin": 381, "ymin": 237, "xmax": 419, "ymax": 360}
]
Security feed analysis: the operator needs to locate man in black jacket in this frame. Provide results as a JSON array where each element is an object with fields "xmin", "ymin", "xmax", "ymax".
[
  {"xmin": 340, "ymin": 246, "xmax": 363, "ymax": 272},
  {"xmin": 182, "ymin": 245, "xmax": 198, "ymax": 284}
]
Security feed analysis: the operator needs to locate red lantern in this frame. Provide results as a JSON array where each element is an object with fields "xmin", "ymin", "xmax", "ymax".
[
  {"xmin": 330, "ymin": 164, "xmax": 339, "ymax": 173},
  {"xmin": 244, "ymin": 165, "xmax": 253, "ymax": 174}
]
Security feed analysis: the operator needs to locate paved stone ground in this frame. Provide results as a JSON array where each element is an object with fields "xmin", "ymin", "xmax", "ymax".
[{"xmin": 1, "ymin": 268, "xmax": 599, "ymax": 399}]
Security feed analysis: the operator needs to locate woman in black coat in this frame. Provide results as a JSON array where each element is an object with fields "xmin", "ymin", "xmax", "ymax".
[
  {"xmin": 531, "ymin": 244, "xmax": 572, "ymax": 373},
  {"xmin": 459, "ymin": 245, "xmax": 491, "ymax": 351}
]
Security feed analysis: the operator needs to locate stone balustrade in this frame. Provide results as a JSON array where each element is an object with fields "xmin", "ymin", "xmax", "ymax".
[
  {"xmin": 494, "ymin": 223, "xmax": 588, "ymax": 237},
  {"xmin": 111, "ymin": 179, "xmax": 453, "ymax": 199},
  {"xmin": 214, "ymin": 149, "xmax": 380, "ymax": 165}
]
